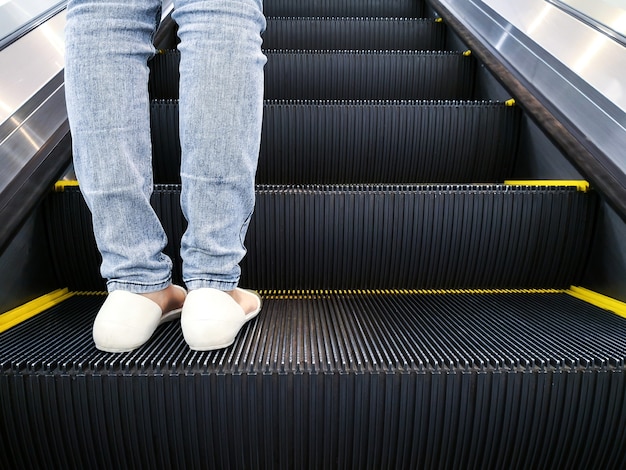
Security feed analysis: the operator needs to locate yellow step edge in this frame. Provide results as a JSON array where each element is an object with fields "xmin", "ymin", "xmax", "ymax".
[
  {"xmin": 0, "ymin": 288, "xmax": 76, "ymax": 334},
  {"xmin": 55, "ymin": 180, "xmax": 79, "ymax": 191},
  {"xmin": 567, "ymin": 286, "xmax": 626, "ymax": 318},
  {"xmin": 504, "ymin": 180, "xmax": 590, "ymax": 192}
]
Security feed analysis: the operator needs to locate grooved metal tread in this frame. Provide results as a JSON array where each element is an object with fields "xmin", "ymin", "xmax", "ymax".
[{"xmin": 2, "ymin": 292, "xmax": 624, "ymax": 373}]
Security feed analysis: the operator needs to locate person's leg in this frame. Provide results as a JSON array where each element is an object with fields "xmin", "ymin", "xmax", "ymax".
[
  {"xmin": 65, "ymin": 0, "xmax": 185, "ymax": 351},
  {"xmin": 173, "ymin": 0, "xmax": 266, "ymax": 349}
]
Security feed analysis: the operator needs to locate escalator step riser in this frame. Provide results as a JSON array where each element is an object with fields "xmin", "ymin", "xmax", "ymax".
[
  {"xmin": 1, "ymin": 293, "xmax": 625, "ymax": 468},
  {"xmin": 152, "ymin": 100, "xmax": 521, "ymax": 184},
  {"xmin": 264, "ymin": 51, "xmax": 476, "ymax": 100},
  {"xmin": 263, "ymin": 18, "xmax": 446, "ymax": 51},
  {"xmin": 262, "ymin": 0, "xmax": 425, "ymax": 18},
  {"xmin": 148, "ymin": 50, "xmax": 476, "ymax": 101},
  {"xmin": 45, "ymin": 185, "xmax": 596, "ymax": 291}
]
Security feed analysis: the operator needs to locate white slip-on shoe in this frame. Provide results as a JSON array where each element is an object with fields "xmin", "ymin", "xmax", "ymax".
[
  {"xmin": 93, "ymin": 285, "xmax": 186, "ymax": 353},
  {"xmin": 181, "ymin": 287, "xmax": 262, "ymax": 351}
]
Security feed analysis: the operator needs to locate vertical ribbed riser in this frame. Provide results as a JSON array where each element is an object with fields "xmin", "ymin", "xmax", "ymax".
[
  {"xmin": 150, "ymin": 100, "xmax": 180, "ymax": 183},
  {"xmin": 149, "ymin": 51, "xmax": 476, "ymax": 101},
  {"xmin": 265, "ymin": 51, "xmax": 475, "ymax": 100},
  {"xmin": 148, "ymin": 52, "xmax": 179, "ymax": 100},
  {"xmin": 1, "ymin": 370, "xmax": 624, "ymax": 470},
  {"xmin": 45, "ymin": 186, "xmax": 596, "ymax": 291},
  {"xmin": 244, "ymin": 188, "xmax": 595, "ymax": 289},
  {"xmin": 262, "ymin": 0, "xmax": 424, "ymax": 17},
  {"xmin": 263, "ymin": 18, "xmax": 446, "ymax": 51},
  {"xmin": 151, "ymin": 100, "xmax": 521, "ymax": 184}
]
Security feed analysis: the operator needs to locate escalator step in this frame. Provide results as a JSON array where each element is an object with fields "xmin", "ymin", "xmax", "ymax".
[
  {"xmin": 1, "ymin": 291, "xmax": 625, "ymax": 468},
  {"xmin": 148, "ymin": 50, "xmax": 476, "ymax": 100},
  {"xmin": 264, "ymin": 50, "xmax": 474, "ymax": 100},
  {"xmin": 151, "ymin": 99, "xmax": 521, "ymax": 184},
  {"xmin": 45, "ymin": 184, "xmax": 596, "ymax": 291},
  {"xmin": 148, "ymin": 50, "xmax": 178, "ymax": 100},
  {"xmin": 262, "ymin": 0, "xmax": 424, "ymax": 18},
  {"xmin": 262, "ymin": 17, "xmax": 446, "ymax": 51}
]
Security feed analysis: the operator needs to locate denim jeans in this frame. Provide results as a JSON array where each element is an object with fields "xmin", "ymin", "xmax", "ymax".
[{"xmin": 65, "ymin": 0, "xmax": 266, "ymax": 293}]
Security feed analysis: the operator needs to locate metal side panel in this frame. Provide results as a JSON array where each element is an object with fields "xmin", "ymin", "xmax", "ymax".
[
  {"xmin": 0, "ymin": 292, "xmax": 625, "ymax": 468},
  {"xmin": 428, "ymin": 0, "xmax": 626, "ymax": 219},
  {"xmin": 45, "ymin": 184, "xmax": 596, "ymax": 291}
]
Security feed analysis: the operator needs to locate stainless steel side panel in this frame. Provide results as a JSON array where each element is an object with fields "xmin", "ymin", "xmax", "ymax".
[{"xmin": 435, "ymin": 0, "xmax": 626, "ymax": 185}]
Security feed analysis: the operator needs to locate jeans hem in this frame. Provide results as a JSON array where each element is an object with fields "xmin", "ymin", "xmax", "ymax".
[
  {"xmin": 106, "ymin": 277, "xmax": 173, "ymax": 294},
  {"xmin": 184, "ymin": 279, "xmax": 239, "ymax": 291}
]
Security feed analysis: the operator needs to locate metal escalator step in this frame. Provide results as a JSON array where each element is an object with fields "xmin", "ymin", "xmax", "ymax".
[
  {"xmin": 268, "ymin": 49, "xmax": 475, "ymax": 100},
  {"xmin": 148, "ymin": 50, "xmax": 476, "ymax": 100},
  {"xmin": 263, "ymin": 17, "xmax": 446, "ymax": 51},
  {"xmin": 1, "ymin": 291, "xmax": 625, "ymax": 468},
  {"xmin": 148, "ymin": 50, "xmax": 178, "ymax": 100},
  {"xmin": 45, "ymin": 184, "xmax": 596, "ymax": 291},
  {"xmin": 262, "ymin": 0, "xmax": 424, "ymax": 18},
  {"xmin": 151, "ymin": 99, "xmax": 521, "ymax": 184}
]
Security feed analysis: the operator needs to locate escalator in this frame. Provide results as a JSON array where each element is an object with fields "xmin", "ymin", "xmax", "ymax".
[{"xmin": 2, "ymin": 0, "xmax": 626, "ymax": 468}]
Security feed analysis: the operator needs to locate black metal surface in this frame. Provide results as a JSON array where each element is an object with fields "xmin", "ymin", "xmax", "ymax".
[
  {"xmin": 44, "ymin": 185, "xmax": 596, "ymax": 291},
  {"xmin": 269, "ymin": 50, "xmax": 475, "ymax": 100},
  {"xmin": 262, "ymin": 18, "xmax": 446, "ymax": 51},
  {"xmin": 149, "ymin": 49, "xmax": 476, "ymax": 101},
  {"xmin": 0, "ymin": 292, "xmax": 625, "ymax": 469},
  {"xmin": 262, "ymin": 0, "xmax": 424, "ymax": 17},
  {"xmin": 151, "ymin": 99, "xmax": 520, "ymax": 184}
]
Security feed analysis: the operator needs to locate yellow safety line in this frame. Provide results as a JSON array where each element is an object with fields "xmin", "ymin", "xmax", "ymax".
[
  {"xmin": 54, "ymin": 180, "xmax": 79, "ymax": 191},
  {"xmin": 504, "ymin": 180, "xmax": 590, "ymax": 192},
  {"xmin": 567, "ymin": 286, "xmax": 626, "ymax": 319},
  {"xmin": 0, "ymin": 288, "xmax": 76, "ymax": 334}
]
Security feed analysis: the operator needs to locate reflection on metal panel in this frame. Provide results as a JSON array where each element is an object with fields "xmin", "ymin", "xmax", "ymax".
[
  {"xmin": 438, "ymin": 0, "xmax": 626, "ymax": 167},
  {"xmin": 482, "ymin": 0, "xmax": 626, "ymax": 113},
  {"xmin": 0, "ymin": 0, "xmax": 66, "ymax": 49},
  {"xmin": 0, "ymin": 10, "xmax": 65, "ymax": 124},
  {"xmin": 549, "ymin": 0, "xmax": 626, "ymax": 45}
]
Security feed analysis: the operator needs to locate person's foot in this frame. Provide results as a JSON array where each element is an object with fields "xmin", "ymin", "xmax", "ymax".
[
  {"xmin": 93, "ymin": 285, "xmax": 187, "ymax": 353},
  {"xmin": 181, "ymin": 288, "xmax": 262, "ymax": 351}
]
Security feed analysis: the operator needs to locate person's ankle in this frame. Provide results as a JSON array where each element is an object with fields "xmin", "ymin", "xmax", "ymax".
[
  {"xmin": 226, "ymin": 288, "xmax": 258, "ymax": 315},
  {"xmin": 140, "ymin": 285, "xmax": 186, "ymax": 314}
]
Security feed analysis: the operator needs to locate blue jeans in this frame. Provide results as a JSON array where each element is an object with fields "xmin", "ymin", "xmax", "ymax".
[{"xmin": 65, "ymin": 0, "xmax": 266, "ymax": 292}]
